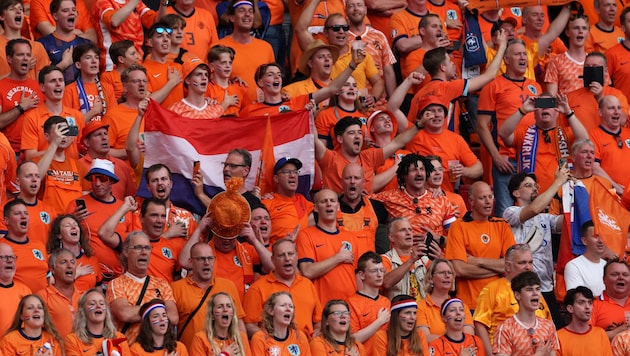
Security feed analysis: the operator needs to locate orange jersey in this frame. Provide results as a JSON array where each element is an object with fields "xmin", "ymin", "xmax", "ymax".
[
  {"xmin": 0, "ymin": 133, "xmax": 17, "ymax": 205},
  {"xmin": 585, "ymin": 25, "xmax": 624, "ymax": 54},
  {"xmin": 406, "ymin": 129, "xmax": 480, "ymax": 192},
  {"xmin": 590, "ymin": 126, "xmax": 630, "ymax": 186},
  {"xmin": 30, "ymin": 0, "xmax": 93, "ymax": 37},
  {"xmin": 348, "ymin": 27, "xmax": 397, "ymax": 78},
  {"xmin": 210, "ymin": 239, "xmax": 260, "ymax": 302},
  {"xmin": 102, "ymin": 103, "xmax": 144, "ymax": 150},
  {"xmin": 371, "ymin": 188, "xmax": 457, "ymax": 237},
  {"xmin": 493, "ymin": 316, "xmax": 559, "ymax": 355},
  {"xmin": 66, "ymin": 194, "xmax": 139, "ymax": 280},
  {"xmin": 607, "ymin": 42, "xmax": 630, "ymax": 101},
  {"xmin": 143, "ymin": 59, "xmax": 184, "ymax": 109},
  {"xmin": 375, "ymin": 149, "xmax": 411, "ymax": 192},
  {"xmin": 331, "ymin": 47, "xmax": 379, "ymax": 92},
  {"xmin": 544, "ymin": 52, "xmax": 585, "ymax": 95},
  {"xmin": 100, "ymin": 70, "xmax": 123, "ymax": 102},
  {"xmin": 21, "ymin": 105, "xmax": 85, "ymax": 159},
  {"xmin": 216, "ymin": 36, "xmax": 275, "ymax": 101},
  {"xmin": 558, "ymin": 326, "xmax": 612, "ymax": 356},
  {"xmin": 206, "ymin": 80, "xmax": 251, "ymax": 116},
  {"xmin": 309, "ymin": 336, "xmax": 366, "ymax": 356},
  {"xmin": 64, "ymin": 331, "xmax": 131, "ymax": 356},
  {"xmin": 62, "ymin": 80, "xmax": 117, "ymax": 121},
  {"xmin": 78, "ymin": 154, "xmax": 137, "ymax": 201},
  {"xmin": 371, "ymin": 329, "xmax": 429, "ymax": 356},
  {"xmin": 74, "ymin": 252, "xmax": 103, "ymax": 291},
  {"xmin": 167, "ymin": 99, "xmax": 225, "ymax": 119},
  {"xmin": 407, "ymin": 79, "xmax": 466, "ymax": 132},
  {"xmin": 129, "ymin": 341, "xmax": 189, "ymax": 356},
  {"xmin": 2, "ymin": 237, "xmax": 48, "ymax": 292},
  {"xmin": 0, "ymin": 281, "xmax": 31, "ymax": 337},
  {"xmin": 261, "ymin": 192, "xmax": 313, "ymax": 246},
  {"xmin": 189, "ymin": 331, "xmax": 252, "ymax": 356},
  {"xmin": 171, "ymin": 276, "xmax": 245, "ymax": 350},
  {"xmin": 0, "ymin": 36, "xmax": 50, "ymax": 81},
  {"xmin": 592, "ymin": 291, "xmax": 630, "ymax": 333},
  {"xmin": 296, "ymin": 226, "xmax": 360, "ymax": 305},
  {"xmin": 0, "ymin": 77, "xmax": 44, "ymax": 153},
  {"xmin": 581, "ymin": 0, "xmax": 624, "ymax": 28},
  {"xmin": 250, "ymin": 329, "xmax": 312, "ymax": 356},
  {"xmin": 388, "ymin": 8, "xmax": 423, "ymax": 47},
  {"xmin": 319, "ymin": 147, "xmax": 384, "ymax": 194},
  {"xmin": 512, "ymin": 125, "xmax": 575, "ymax": 192},
  {"xmin": 444, "ymin": 213, "xmax": 516, "ymax": 308},
  {"xmin": 240, "ymin": 95, "xmax": 311, "ymax": 117},
  {"xmin": 566, "ymin": 86, "xmax": 629, "ymax": 132},
  {"xmin": 417, "ymin": 294, "xmax": 474, "ymax": 337},
  {"xmin": 0, "ymin": 330, "xmax": 62, "ymax": 356},
  {"xmin": 347, "ymin": 291, "xmax": 390, "ymax": 351},
  {"xmin": 166, "ymin": 6, "xmax": 218, "ymax": 60},
  {"xmin": 0, "ymin": 199, "xmax": 56, "ymax": 246},
  {"xmin": 33, "ymin": 156, "xmax": 86, "ymax": 216},
  {"xmin": 106, "ymin": 273, "xmax": 175, "ymax": 344},
  {"xmin": 315, "ymin": 106, "xmax": 367, "ymax": 150},
  {"xmin": 147, "ymin": 237, "xmax": 186, "ymax": 283},
  {"xmin": 36, "ymin": 285, "xmax": 83, "ymax": 336},
  {"xmin": 244, "ymin": 273, "xmax": 322, "ymax": 338},
  {"xmin": 429, "ymin": 333, "xmax": 486, "ymax": 356}
]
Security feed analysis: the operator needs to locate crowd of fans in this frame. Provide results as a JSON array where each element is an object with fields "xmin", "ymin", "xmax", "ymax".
[{"xmin": 0, "ymin": 0, "xmax": 630, "ymax": 354}]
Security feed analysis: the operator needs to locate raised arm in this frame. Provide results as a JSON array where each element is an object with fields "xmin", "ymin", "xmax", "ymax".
[
  {"xmin": 498, "ymin": 96, "xmax": 536, "ymax": 147},
  {"xmin": 97, "ymin": 196, "xmax": 137, "ymax": 249},
  {"xmin": 387, "ymin": 72, "xmax": 424, "ymax": 132},
  {"xmin": 125, "ymin": 98, "xmax": 147, "ymax": 169},
  {"xmin": 294, "ymin": 0, "xmax": 319, "ymax": 52},
  {"xmin": 311, "ymin": 48, "xmax": 365, "ymax": 104},
  {"xmin": 537, "ymin": 4, "xmax": 571, "ymax": 58},
  {"xmin": 36, "ymin": 125, "xmax": 65, "ymax": 178},
  {"xmin": 468, "ymin": 29, "xmax": 507, "ymax": 92}
]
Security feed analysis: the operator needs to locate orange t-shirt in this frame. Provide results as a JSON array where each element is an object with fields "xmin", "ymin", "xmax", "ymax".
[
  {"xmin": 165, "ymin": 6, "xmax": 218, "ymax": 61},
  {"xmin": 210, "ymin": 239, "xmax": 260, "ymax": 302},
  {"xmin": 0, "ymin": 199, "xmax": 56, "ymax": 246},
  {"xmin": 592, "ymin": 291, "xmax": 630, "ymax": 332},
  {"xmin": 607, "ymin": 42, "xmax": 630, "ymax": 102},
  {"xmin": 34, "ymin": 156, "xmax": 86, "ymax": 216},
  {"xmin": 64, "ymin": 331, "xmax": 131, "ymax": 356},
  {"xmin": 62, "ymin": 80, "xmax": 117, "ymax": 121},
  {"xmin": 250, "ymin": 329, "xmax": 312, "ymax": 356},
  {"xmin": 21, "ymin": 105, "xmax": 86, "ymax": 159},
  {"xmin": 544, "ymin": 52, "xmax": 585, "ymax": 95},
  {"xmin": 309, "ymin": 336, "xmax": 366, "ymax": 356},
  {"xmin": 216, "ymin": 36, "xmax": 275, "ymax": 101},
  {"xmin": 417, "ymin": 294, "xmax": 474, "ymax": 337},
  {"xmin": 129, "ymin": 341, "xmax": 189, "ymax": 356},
  {"xmin": 189, "ymin": 331, "xmax": 252, "ymax": 356},
  {"xmin": 147, "ymin": 237, "xmax": 186, "ymax": 283},
  {"xmin": 261, "ymin": 192, "xmax": 313, "ymax": 246},
  {"xmin": 171, "ymin": 276, "xmax": 245, "ymax": 350},
  {"xmin": 347, "ymin": 291, "xmax": 390, "ymax": 351},
  {"xmin": 429, "ymin": 333, "xmax": 486, "ymax": 356},
  {"xmin": 0, "ymin": 281, "xmax": 31, "ymax": 337},
  {"xmin": 407, "ymin": 78, "xmax": 467, "ymax": 132},
  {"xmin": 143, "ymin": 58, "xmax": 184, "ymax": 109},
  {"xmin": 36, "ymin": 285, "xmax": 83, "ymax": 336},
  {"xmin": 586, "ymin": 25, "xmax": 625, "ymax": 54},
  {"xmin": 371, "ymin": 329, "xmax": 429, "ymax": 356},
  {"xmin": 102, "ymin": 103, "xmax": 144, "ymax": 150},
  {"xmin": 0, "ymin": 77, "xmax": 44, "ymax": 153},
  {"xmin": 566, "ymin": 86, "xmax": 629, "ymax": 132},
  {"xmin": 30, "ymin": 0, "xmax": 93, "ymax": 38},
  {"xmin": 100, "ymin": 70, "xmax": 123, "ymax": 102},
  {"xmin": 319, "ymin": 147, "xmax": 385, "ymax": 194},
  {"xmin": 590, "ymin": 126, "xmax": 630, "ymax": 186},
  {"xmin": 240, "ymin": 94, "xmax": 311, "ymax": 117},
  {"xmin": 315, "ymin": 106, "xmax": 367, "ymax": 150},
  {"xmin": 0, "ymin": 330, "xmax": 63, "ymax": 356},
  {"xmin": 167, "ymin": 99, "xmax": 225, "ymax": 119},
  {"xmin": 206, "ymin": 80, "xmax": 251, "ymax": 116}
]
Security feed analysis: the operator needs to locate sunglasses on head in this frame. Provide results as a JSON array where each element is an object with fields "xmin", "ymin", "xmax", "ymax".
[
  {"xmin": 326, "ymin": 24, "xmax": 350, "ymax": 32},
  {"xmin": 154, "ymin": 27, "xmax": 173, "ymax": 35}
]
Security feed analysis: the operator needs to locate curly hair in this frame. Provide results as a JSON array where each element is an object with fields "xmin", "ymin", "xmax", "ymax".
[
  {"xmin": 47, "ymin": 214, "xmax": 93, "ymax": 256},
  {"xmin": 72, "ymin": 289, "xmax": 118, "ymax": 344},
  {"xmin": 203, "ymin": 292, "xmax": 247, "ymax": 355}
]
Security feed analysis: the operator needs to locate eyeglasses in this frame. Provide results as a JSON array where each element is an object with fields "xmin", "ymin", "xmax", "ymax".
[
  {"xmin": 222, "ymin": 162, "xmax": 247, "ymax": 169},
  {"xmin": 329, "ymin": 311, "xmax": 350, "ymax": 317},
  {"xmin": 614, "ymin": 134, "xmax": 624, "ymax": 149},
  {"xmin": 90, "ymin": 175, "xmax": 112, "ymax": 183},
  {"xmin": 130, "ymin": 245, "xmax": 152, "ymax": 252},
  {"xmin": 326, "ymin": 24, "xmax": 350, "ymax": 32},
  {"xmin": 277, "ymin": 169, "xmax": 300, "ymax": 175},
  {"xmin": 154, "ymin": 27, "xmax": 172, "ymax": 35},
  {"xmin": 191, "ymin": 256, "xmax": 216, "ymax": 263},
  {"xmin": 0, "ymin": 255, "xmax": 17, "ymax": 262}
]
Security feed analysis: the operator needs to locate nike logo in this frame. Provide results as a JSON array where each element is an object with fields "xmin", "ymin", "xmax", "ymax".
[
  {"xmin": 622, "ymin": 61, "xmax": 629, "ymax": 65},
  {"xmin": 603, "ymin": 143, "xmax": 610, "ymax": 147},
  {"xmin": 362, "ymin": 313, "xmax": 369, "ymax": 317},
  {"xmin": 51, "ymin": 49, "xmax": 61, "ymax": 54},
  {"xmin": 276, "ymin": 207, "xmax": 283, "ymax": 211},
  {"xmin": 82, "ymin": 350, "xmax": 90, "ymax": 353},
  {"xmin": 315, "ymin": 244, "xmax": 324, "ymax": 248},
  {"xmin": 510, "ymin": 302, "xmax": 518, "ymax": 305},
  {"xmin": 153, "ymin": 73, "xmax": 161, "ymax": 78}
]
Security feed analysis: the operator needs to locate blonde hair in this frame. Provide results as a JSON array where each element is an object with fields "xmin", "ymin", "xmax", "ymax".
[{"xmin": 203, "ymin": 292, "xmax": 247, "ymax": 355}]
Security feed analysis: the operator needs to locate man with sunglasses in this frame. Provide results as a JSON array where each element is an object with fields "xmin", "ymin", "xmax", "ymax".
[
  {"xmin": 499, "ymin": 93, "xmax": 588, "ymax": 195},
  {"xmin": 590, "ymin": 95, "xmax": 630, "ymax": 195},
  {"xmin": 69, "ymin": 157, "xmax": 139, "ymax": 283},
  {"xmin": 143, "ymin": 22, "xmax": 185, "ymax": 109}
]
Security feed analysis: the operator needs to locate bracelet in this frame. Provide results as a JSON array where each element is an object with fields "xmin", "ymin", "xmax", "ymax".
[
  {"xmin": 414, "ymin": 120, "xmax": 424, "ymax": 130},
  {"xmin": 518, "ymin": 107, "xmax": 527, "ymax": 116},
  {"xmin": 15, "ymin": 104, "xmax": 24, "ymax": 114},
  {"xmin": 565, "ymin": 110, "xmax": 575, "ymax": 119}
]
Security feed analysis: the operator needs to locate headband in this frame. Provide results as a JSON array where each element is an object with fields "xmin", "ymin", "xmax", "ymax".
[
  {"xmin": 441, "ymin": 298, "xmax": 463, "ymax": 316},
  {"xmin": 233, "ymin": 0, "xmax": 253, "ymax": 8},
  {"xmin": 142, "ymin": 303, "xmax": 166, "ymax": 320},
  {"xmin": 391, "ymin": 300, "xmax": 418, "ymax": 313}
]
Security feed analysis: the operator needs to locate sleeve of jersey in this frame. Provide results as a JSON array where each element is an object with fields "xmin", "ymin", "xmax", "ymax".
[
  {"xmin": 77, "ymin": 0, "xmax": 95, "ymax": 31},
  {"xmin": 296, "ymin": 230, "xmax": 315, "ymax": 264},
  {"xmin": 477, "ymin": 82, "xmax": 497, "ymax": 115},
  {"xmin": 472, "ymin": 285, "xmax": 494, "ymax": 326},
  {"xmin": 492, "ymin": 322, "xmax": 513, "ymax": 355},
  {"xmin": 415, "ymin": 301, "xmax": 430, "ymax": 328},
  {"xmin": 441, "ymin": 197, "xmax": 457, "ymax": 228},
  {"xmin": 156, "ymin": 279, "xmax": 175, "ymax": 301},
  {"xmin": 444, "ymin": 222, "xmax": 467, "ymax": 261},
  {"xmin": 29, "ymin": 0, "xmax": 50, "ymax": 31},
  {"xmin": 140, "ymin": 7, "xmax": 157, "ymax": 28},
  {"xmin": 365, "ymin": 54, "xmax": 380, "ymax": 78},
  {"xmin": 388, "ymin": 15, "xmax": 408, "ymax": 47},
  {"xmin": 544, "ymin": 57, "xmax": 559, "ymax": 84},
  {"xmin": 243, "ymin": 284, "xmax": 263, "ymax": 323},
  {"xmin": 20, "ymin": 112, "xmax": 40, "ymax": 151},
  {"xmin": 500, "ymin": 224, "xmax": 516, "ymax": 256}
]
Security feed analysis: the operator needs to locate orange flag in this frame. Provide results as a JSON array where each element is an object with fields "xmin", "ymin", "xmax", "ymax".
[
  {"xmin": 590, "ymin": 178, "xmax": 630, "ymax": 256},
  {"xmin": 257, "ymin": 116, "xmax": 276, "ymax": 196}
]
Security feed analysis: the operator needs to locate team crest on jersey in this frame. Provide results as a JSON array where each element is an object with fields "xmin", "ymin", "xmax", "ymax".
[
  {"xmin": 119, "ymin": 216, "xmax": 126, "ymax": 223},
  {"xmin": 279, "ymin": 105, "xmax": 291, "ymax": 113},
  {"xmin": 447, "ymin": 10, "xmax": 457, "ymax": 20},
  {"xmin": 429, "ymin": 347, "xmax": 435, "ymax": 356},
  {"xmin": 625, "ymin": 139, "xmax": 630, "ymax": 148},
  {"xmin": 511, "ymin": 7, "xmax": 522, "ymax": 17},
  {"xmin": 287, "ymin": 344, "xmax": 301, "ymax": 356},
  {"xmin": 233, "ymin": 255, "xmax": 242, "ymax": 267},
  {"xmin": 39, "ymin": 212, "xmax": 50, "ymax": 224},
  {"xmin": 527, "ymin": 85, "xmax": 538, "ymax": 95},
  {"xmin": 480, "ymin": 234, "xmax": 490, "ymax": 244},
  {"xmin": 619, "ymin": 37, "xmax": 625, "ymax": 44},
  {"xmin": 465, "ymin": 33, "xmax": 480, "ymax": 52},
  {"xmin": 359, "ymin": 117, "xmax": 367, "ymax": 125},
  {"xmin": 267, "ymin": 346, "xmax": 281, "ymax": 356},
  {"xmin": 32, "ymin": 249, "xmax": 44, "ymax": 260},
  {"xmin": 162, "ymin": 247, "xmax": 173, "ymax": 259},
  {"xmin": 391, "ymin": 29, "xmax": 397, "ymax": 38}
]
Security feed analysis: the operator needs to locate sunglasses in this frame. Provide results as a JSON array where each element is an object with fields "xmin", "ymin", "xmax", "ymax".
[
  {"xmin": 326, "ymin": 24, "xmax": 350, "ymax": 32},
  {"xmin": 90, "ymin": 174, "xmax": 112, "ymax": 183},
  {"xmin": 154, "ymin": 27, "xmax": 173, "ymax": 35}
]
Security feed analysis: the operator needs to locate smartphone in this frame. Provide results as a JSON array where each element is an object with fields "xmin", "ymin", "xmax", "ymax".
[
  {"xmin": 76, "ymin": 199, "xmax": 86, "ymax": 211},
  {"xmin": 535, "ymin": 97, "xmax": 557, "ymax": 108},
  {"xmin": 65, "ymin": 125, "xmax": 79, "ymax": 136},
  {"xmin": 424, "ymin": 232, "xmax": 434, "ymax": 256},
  {"xmin": 583, "ymin": 66, "xmax": 604, "ymax": 87},
  {"xmin": 193, "ymin": 161, "xmax": 200, "ymax": 175},
  {"xmin": 558, "ymin": 158, "xmax": 567, "ymax": 168}
]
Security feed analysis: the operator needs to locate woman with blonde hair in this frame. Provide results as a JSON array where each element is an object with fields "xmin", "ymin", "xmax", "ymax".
[
  {"xmin": 250, "ymin": 291, "xmax": 311, "ymax": 355},
  {"xmin": 64, "ymin": 288, "xmax": 131, "ymax": 355},
  {"xmin": 0, "ymin": 294, "xmax": 64, "ymax": 355},
  {"xmin": 310, "ymin": 299, "xmax": 366, "ymax": 355},
  {"xmin": 417, "ymin": 258, "xmax": 475, "ymax": 342},
  {"xmin": 189, "ymin": 292, "xmax": 251, "ymax": 355},
  {"xmin": 371, "ymin": 294, "xmax": 429, "ymax": 356}
]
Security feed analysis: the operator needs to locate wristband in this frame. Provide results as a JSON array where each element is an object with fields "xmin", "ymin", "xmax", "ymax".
[
  {"xmin": 15, "ymin": 104, "xmax": 24, "ymax": 114},
  {"xmin": 518, "ymin": 107, "xmax": 527, "ymax": 116},
  {"xmin": 565, "ymin": 110, "xmax": 575, "ymax": 119}
]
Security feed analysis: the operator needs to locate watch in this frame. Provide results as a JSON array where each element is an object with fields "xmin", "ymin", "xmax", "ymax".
[
  {"xmin": 15, "ymin": 104, "xmax": 24, "ymax": 114},
  {"xmin": 414, "ymin": 120, "xmax": 424, "ymax": 130}
]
